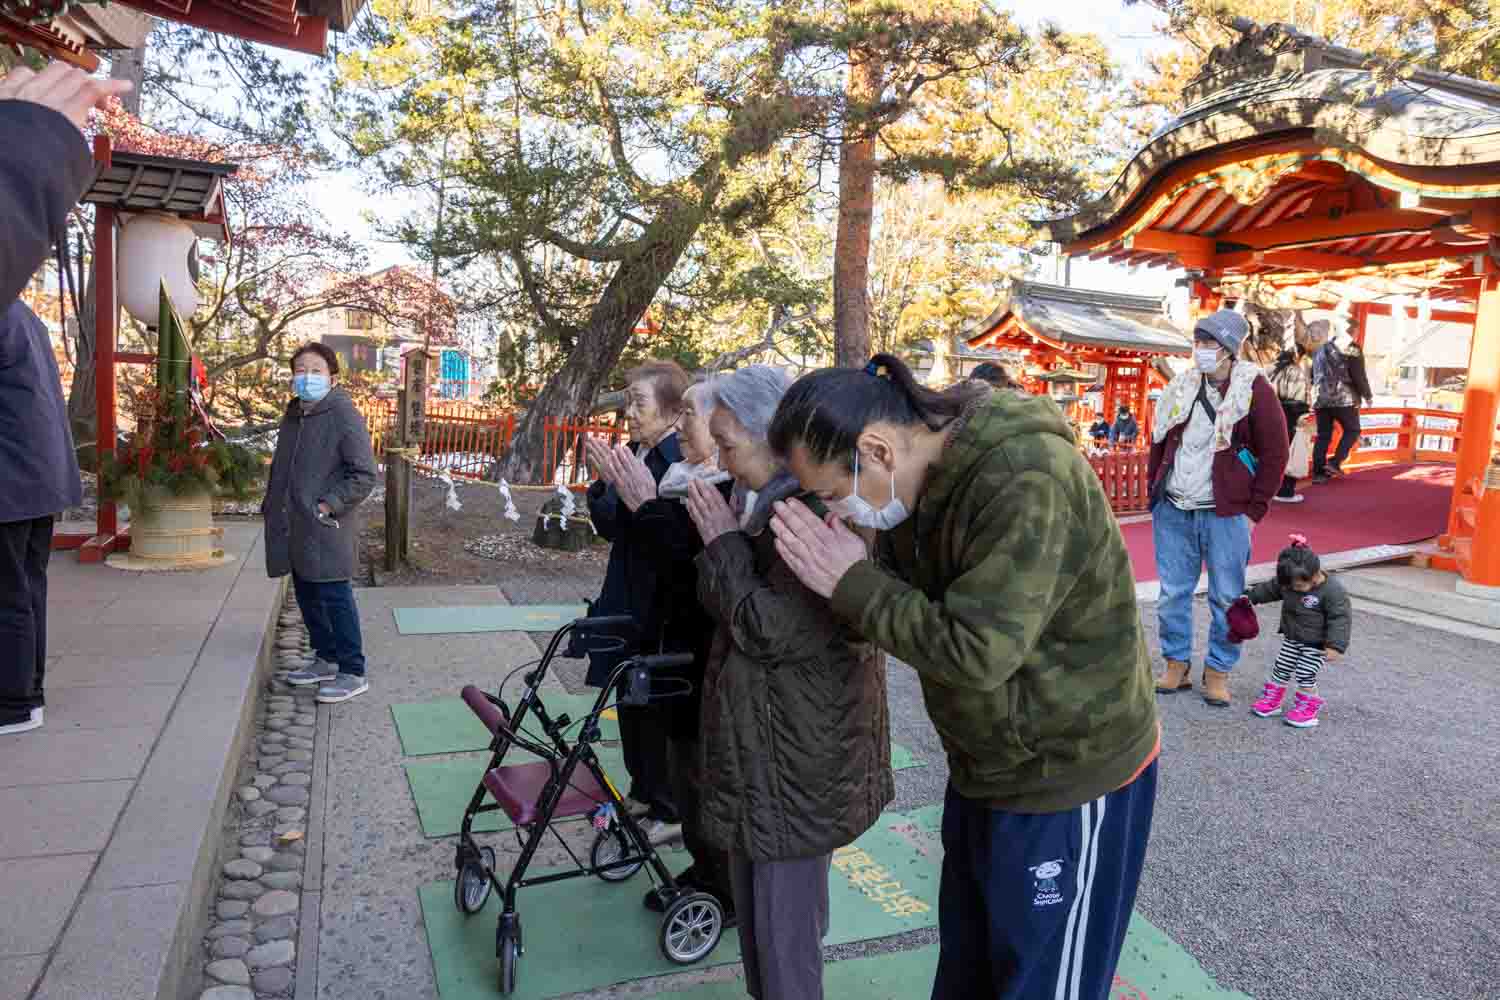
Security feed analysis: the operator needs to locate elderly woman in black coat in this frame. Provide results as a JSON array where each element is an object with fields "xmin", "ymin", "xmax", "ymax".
[{"xmin": 263, "ymin": 342, "xmax": 377, "ymax": 704}]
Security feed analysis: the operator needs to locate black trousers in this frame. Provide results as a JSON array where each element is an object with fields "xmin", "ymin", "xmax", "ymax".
[
  {"xmin": 1313, "ymin": 406, "xmax": 1361, "ymax": 475},
  {"xmin": 1278, "ymin": 401, "xmax": 1309, "ymax": 497},
  {"xmin": 0, "ymin": 515, "xmax": 53, "ymax": 723},
  {"xmin": 618, "ymin": 703, "xmax": 676, "ymax": 820}
]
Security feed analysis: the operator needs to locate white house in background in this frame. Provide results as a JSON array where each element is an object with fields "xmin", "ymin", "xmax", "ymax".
[{"xmin": 1358, "ymin": 308, "xmax": 1474, "ymax": 407}]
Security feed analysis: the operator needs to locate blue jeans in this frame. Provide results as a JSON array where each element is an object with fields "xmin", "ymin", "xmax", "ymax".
[
  {"xmin": 1151, "ymin": 502, "xmax": 1252, "ymax": 671},
  {"xmin": 932, "ymin": 764, "xmax": 1158, "ymax": 1000},
  {"xmin": 292, "ymin": 575, "xmax": 366, "ymax": 676}
]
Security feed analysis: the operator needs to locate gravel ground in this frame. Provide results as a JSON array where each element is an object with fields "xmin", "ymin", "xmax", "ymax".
[{"xmin": 504, "ymin": 557, "xmax": 1500, "ymax": 1000}]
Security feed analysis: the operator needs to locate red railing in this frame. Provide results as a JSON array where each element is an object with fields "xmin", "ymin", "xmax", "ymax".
[
  {"xmin": 543, "ymin": 419, "xmax": 629, "ymax": 486},
  {"xmin": 1090, "ymin": 450, "xmax": 1152, "ymax": 514},
  {"xmin": 353, "ymin": 396, "xmax": 626, "ymax": 485},
  {"xmin": 1091, "ymin": 407, "xmax": 1477, "ymax": 515}
]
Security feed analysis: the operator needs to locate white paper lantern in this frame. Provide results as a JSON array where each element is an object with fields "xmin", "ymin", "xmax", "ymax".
[{"xmin": 118, "ymin": 213, "xmax": 199, "ymax": 325}]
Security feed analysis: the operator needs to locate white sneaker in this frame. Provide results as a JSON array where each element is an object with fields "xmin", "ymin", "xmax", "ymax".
[
  {"xmin": 1273, "ymin": 494, "xmax": 1306, "ymax": 503},
  {"xmin": 643, "ymin": 819, "xmax": 683, "ymax": 847},
  {"xmin": 0, "ymin": 713, "xmax": 42, "ymax": 736}
]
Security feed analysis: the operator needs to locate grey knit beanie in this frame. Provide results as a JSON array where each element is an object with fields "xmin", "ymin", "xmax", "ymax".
[{"xmin": 1194, "ymin": 309, "xmax": 1250, "ymax": 356}]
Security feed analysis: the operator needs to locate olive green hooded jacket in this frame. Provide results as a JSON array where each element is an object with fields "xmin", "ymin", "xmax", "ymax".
[{"xmin": 831, "ymin": 391, "xmax": 1158, "ymax": 813}]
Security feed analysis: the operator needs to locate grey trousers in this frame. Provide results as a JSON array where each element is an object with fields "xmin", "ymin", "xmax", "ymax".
[{"xmin": 728, "ymin": 852, "xmax": 832, "ymax": 1000}]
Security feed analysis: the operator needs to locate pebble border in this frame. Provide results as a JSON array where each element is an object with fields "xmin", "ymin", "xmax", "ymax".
[{"xmin": 198, "ymin": 592, "xmax": 318, "ymax": 1000}]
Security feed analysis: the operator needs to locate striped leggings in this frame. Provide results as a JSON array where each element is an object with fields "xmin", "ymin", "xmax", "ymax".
[{"xmin": 1271, "ymin": 638, "xmax": 1325, "ymax": 689}]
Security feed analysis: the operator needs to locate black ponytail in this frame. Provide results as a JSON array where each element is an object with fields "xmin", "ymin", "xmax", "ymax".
[{"xmin": 768, "ymin": 353, "xmax": 987, "ymax": 468}]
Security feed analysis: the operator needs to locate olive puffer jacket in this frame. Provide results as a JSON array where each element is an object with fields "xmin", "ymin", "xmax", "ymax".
[{"xmin": 694, "ymin": 472, "xmax": 894, "ymax": 863}]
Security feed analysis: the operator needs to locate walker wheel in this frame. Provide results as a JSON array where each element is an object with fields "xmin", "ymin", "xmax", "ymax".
[
  {"xmin": 660, "ymin": 891, "xmax": 723, "ymax": 965},
  {"xmin": 497, "ymin": 930, "xmax": 519, "ymax": 994},
  {"xmin": 454, "ymin": 845, "xmax": 496, "ymax": 915},
  {"xmin": 590, "ymin": 826, "xmax": 644, "ymax": 882}
]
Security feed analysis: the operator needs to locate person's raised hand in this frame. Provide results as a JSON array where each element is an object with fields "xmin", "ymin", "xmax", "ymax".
[
  {"xmin": 0, "ymin": 63, "xmax": 133, "ymax": 133},
  {"xmin": 685, "ymin": 478, "xmax": 737, "ymax": 546},
  {"xmin": 770, "ymin": 498, "xmax": 867, "ymax": 599},
  {"xmin": 582, "ymin": 434, "xmax": 616, "ymax": 485},
  {"xmin": 610, "ymin": 444, "xmax": 657, "ymax": 512}
]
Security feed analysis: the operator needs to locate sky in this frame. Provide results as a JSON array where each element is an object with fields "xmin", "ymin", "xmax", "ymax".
[{"xmin": 292, "ymin": 1, "xmax": 1184, "ymax": 303}]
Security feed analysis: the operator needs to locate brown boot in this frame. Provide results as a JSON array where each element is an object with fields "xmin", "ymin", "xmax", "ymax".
[
  {"xmin": 1155, "ymin": 659, "xmax": 1192, "ymax": 694},
  {"xmin": 1201, "ymin": 667, "xmax": 1232, "ymax": 707}
]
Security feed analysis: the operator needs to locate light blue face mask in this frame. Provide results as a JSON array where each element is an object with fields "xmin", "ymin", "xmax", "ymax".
[
  {"xmin": 293, "ymin": 373, "xmax": 331, "ymax": 403},
  {"xmin": 827, "ymin": 451, "xmax": 911, "ymax": 531}
]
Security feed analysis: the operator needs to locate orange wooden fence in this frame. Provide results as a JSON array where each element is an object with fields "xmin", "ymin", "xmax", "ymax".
[
  {"xmin": 1092, "ymin": 407, "xmax": 1476, "ymax": 514},
  {"xmin": 352, "ymin": 396, "xmax": 624, "ymax": 484}
]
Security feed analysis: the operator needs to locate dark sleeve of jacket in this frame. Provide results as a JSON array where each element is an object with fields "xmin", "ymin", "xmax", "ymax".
[
  {"xmin": 0, "ymin": 101, "xmax": 95, "ymax": 305},
  {"xmin": 1346, "ymin": 347, "xmax": 1373, "ymax": 403},
  {"xmin": 1247, "ymin": 376, "xmax": 1290, "ymax": 522},
  {"xmin": 587, "ymin": 478, "xmax": 622, "ymax": 541},
  {"xmin": 634, "ymin": 495, "xmax": 705, "ymax": 565},
  {"xmin": 317, "ymin": 396, "xmax": 377, "ymax": 517},
  {"xmin": 1147, "ymin": 433, "xmax": 1167, "ymax": 486},
  {"xmin": 1246, "ymin": 579, "xmax": 1282, "ymax": 605},
  {"xmin": 696, "ymin": 530, "xmax": 850, "ymax": 666},
  {"xmin": 1323, "ymin": 581, "xmax": 1353, "ymax": 653}
]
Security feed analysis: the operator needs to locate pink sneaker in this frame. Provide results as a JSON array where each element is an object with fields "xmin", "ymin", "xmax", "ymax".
[
  {"xmin": 1251, "ymin": 681, "xmax": 1287, "ymax": 718},
  {"xmin": 1284, "ymin": 691, "xmax": 1326, "ymax": 728}
]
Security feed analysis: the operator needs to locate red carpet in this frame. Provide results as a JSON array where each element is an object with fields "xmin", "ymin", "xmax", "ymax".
[{"xmin": 1122, "ymin": 464, "xmax": 1455, "ymax": 583}]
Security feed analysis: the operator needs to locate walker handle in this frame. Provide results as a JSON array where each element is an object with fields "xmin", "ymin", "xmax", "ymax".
[{"xmin": 636, "ymin": 653, "xmax": 695, "ymax": 671}]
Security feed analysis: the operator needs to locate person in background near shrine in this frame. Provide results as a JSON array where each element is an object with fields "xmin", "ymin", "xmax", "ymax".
[
  {"xmin": 765, "ymin": 355, "xmax": 1158, "ymax": 1000},
  {"xmin": 1310, "ymin": 317, "xmax": 1373, "ymax": 483},
  {"xmin": 685, "ymin": 365, "xmax": 892, "ymax": 1000},
  {"xmin": 581, "ymin": 360, "xmax": 691, "ymax": 845},
  {"xmin": 968, "ymin": 361, "xmax": 1020, "ymax": 391},
  {"xmin": 1088, "ymin": 410, "xmax": 1113, "ymax": 449},
  {"xmin": 264, "ymin": 343, "xmax": 378, "ymax": 704},
  {"xmin": 0, "ymin": 64, "xmax": 133, "ymax": 736},
  {"xmin": 1269, "ymin": 321, "xmax": 1319, "ymax": 504},
  {"xmin": 1110, "ymin": 405, "xmax": 1140, "ymax": 448},
  {"xmin": 1148, "ymin": 310, "xmax": 1288, "ymax": 708},
  {"xmin": 603, "ymin": 378, "xmax": 736, "ymax": 918}
]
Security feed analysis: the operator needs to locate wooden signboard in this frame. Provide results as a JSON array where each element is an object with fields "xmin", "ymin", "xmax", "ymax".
[{"xmin": 401, "ymin": 349, "xmax": 433, "ymax": 446}]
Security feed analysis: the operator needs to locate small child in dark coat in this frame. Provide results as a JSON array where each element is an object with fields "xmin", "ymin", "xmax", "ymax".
[{"xmin": 1244, "ymin": 535, "xmax": 1351, "ymax": 728}]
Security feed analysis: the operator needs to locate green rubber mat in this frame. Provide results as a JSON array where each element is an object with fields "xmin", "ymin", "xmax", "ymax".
[
  {"xmin": 391, "ymin": 693, "xmax": 621, "ymax": 756},
  {"xmin": 418, "ymin": 804, "xmax": 1252, "ymax": 1000},
  {"xmin": 392, "ymin": 604, "xmax": 587, "ymax": 635},
  {"xmin": 418, "ymin": 810, "xmax": 943, "ymax": 999},
  {"xmin": 403, "ymin": 746, "xmax": 629, "ymax": 838}
]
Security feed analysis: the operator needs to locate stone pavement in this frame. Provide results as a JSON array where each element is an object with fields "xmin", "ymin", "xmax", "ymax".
[{"xmin": 0, "ymin": 524, "xmax": 280, "ymax": 1000}]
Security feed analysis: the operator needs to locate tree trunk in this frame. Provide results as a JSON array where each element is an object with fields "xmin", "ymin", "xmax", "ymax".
[
  {"xmin": 110, "ymin": 40, "xmax": 148, "ymax": 117},
  {"xmin": 67, "ymin": 262, "xmax": 99, "ymax": 465},
  {"xmin": 833, "ymin": 53, "xmax": 883, "ymax": 368},
  {"xmin": 498, "ymin": 206, "xmax": 706, "ymax": 483}
]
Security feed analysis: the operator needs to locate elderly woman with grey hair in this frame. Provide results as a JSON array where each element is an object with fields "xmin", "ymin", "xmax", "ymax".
[{"xmin": 682, "ymin": 365, "xmax": 893, "ymax": 1000}]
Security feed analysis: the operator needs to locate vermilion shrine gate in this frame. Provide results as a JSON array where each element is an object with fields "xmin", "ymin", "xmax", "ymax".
[{"xmin": 1039, "ymin": 20, "xmax": 1500, "ymax": 596}]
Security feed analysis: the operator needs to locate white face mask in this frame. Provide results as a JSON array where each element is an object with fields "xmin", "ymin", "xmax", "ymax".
[
  {"xmin": 827, "ymin": 451, "xmax": 911, "ymax": 531},
  {"xmin": 1195, "ymin": 347, "xmax": 1223, "ymax": 374}
]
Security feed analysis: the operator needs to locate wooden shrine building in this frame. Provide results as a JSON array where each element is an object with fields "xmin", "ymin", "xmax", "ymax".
[
  {"xmin": 967, "ymin": 280, "xmax": 1190, "ymax": 431},
  {"xmin": 1039, "ymin": 19, "xmax": 1500, "ymax": 594}
]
